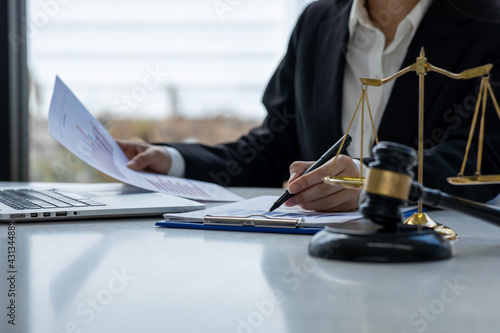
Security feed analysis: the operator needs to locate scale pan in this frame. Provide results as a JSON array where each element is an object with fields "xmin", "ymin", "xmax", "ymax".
[
  {"xmin": 447, "ymin": 174, "xmax": 500, "ymax": 185},
  {"xmin": 322, "ymin": 176, "xmax": 365, "ymax": 189}
]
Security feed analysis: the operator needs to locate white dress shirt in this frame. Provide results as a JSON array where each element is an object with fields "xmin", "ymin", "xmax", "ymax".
[
  {"xmin": 167, "ymin": 0, "xmax": 432, "ymax": 178},
  {"xmin": 343, "ymin": 0, "xmax": 431, "ymax": 159}
]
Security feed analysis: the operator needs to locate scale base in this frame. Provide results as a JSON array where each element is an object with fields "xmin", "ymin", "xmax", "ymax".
[
  {"xmin": 404, "ymin": 212, "xmax": 458, "ymax": 240},
  {"xmin": 308, "ymin": 223, "xmax": 452, "ymax": 263}
]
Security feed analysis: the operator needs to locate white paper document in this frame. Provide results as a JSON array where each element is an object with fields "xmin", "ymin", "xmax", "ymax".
[
  {"xmin": 48, "ymin": 76, "xmax": 242, "ymax": 202},
  {"xmin": 163, "ymin": 195, "xmax": 366, "ymax": 227}
]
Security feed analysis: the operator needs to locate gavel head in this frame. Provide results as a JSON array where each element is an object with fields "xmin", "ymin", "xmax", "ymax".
[{"xmin": 360, "ymin": 142, "xmax": 417, "ymax": 227}]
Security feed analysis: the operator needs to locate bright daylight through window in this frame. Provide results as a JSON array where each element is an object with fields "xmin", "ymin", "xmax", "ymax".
[{"xmin": 27, "ymin": 0, "xmax": 312, "ymax": 182}]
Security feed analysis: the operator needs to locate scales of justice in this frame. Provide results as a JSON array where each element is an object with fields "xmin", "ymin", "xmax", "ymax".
[{"xmin": 309, "ymin": 47, "xmax": 500, "ymax": 261}]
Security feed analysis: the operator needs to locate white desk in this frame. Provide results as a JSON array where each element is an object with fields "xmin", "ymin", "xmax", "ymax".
[{"xmin": 2, "ymin": 187, "xmax": 500, "ymax": 333}]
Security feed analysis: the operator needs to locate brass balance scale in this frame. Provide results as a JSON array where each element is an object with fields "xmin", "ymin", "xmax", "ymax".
[{"xmin": 322, "ymin": 48, "xmax": 500, "ymax": 240}]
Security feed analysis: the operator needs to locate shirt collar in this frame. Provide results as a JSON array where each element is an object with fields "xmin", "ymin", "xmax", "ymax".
[{"xmin": 348, "ymin": 0, "xmax": 433, "ymax": 38}]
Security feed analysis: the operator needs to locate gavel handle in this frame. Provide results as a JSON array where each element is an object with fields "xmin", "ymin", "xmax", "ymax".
[{"xmin": 411, "ymin": 183, "xmax": 500, "ymax": 227}]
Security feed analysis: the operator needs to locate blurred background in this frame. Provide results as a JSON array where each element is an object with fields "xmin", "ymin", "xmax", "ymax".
[{"xmin": 27, "ymin": 0, "xmax": 313, "ymax": 182}]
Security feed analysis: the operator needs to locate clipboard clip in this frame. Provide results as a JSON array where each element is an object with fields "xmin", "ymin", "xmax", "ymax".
[{"xmin": 203, "ymin": 214, "xmax": 303, "ymax": 229}]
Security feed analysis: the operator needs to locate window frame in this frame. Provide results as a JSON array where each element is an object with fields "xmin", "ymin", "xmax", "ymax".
[{"xmin": 1, "ymin": 0, "xmax": 29, "ymax": 181}]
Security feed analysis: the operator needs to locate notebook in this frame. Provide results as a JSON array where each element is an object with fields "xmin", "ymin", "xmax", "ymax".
[{"xmin": 0, "ymin": 182, "xmax": 204, "ymax": 222}]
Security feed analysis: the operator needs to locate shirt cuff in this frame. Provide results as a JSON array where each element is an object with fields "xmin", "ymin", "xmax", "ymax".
[
  {"xmin": 163, "ymin": 146, "xmax": 186, "ymax": 178},
  {"xmin": 351, "ymin": 158, "xmax": 367, "ymax": 206}
]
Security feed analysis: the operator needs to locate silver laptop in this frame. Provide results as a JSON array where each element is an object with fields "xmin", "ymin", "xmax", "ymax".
[{"xmin": 0, "ymin": 182, "xmax": 205, "ymax": 222}]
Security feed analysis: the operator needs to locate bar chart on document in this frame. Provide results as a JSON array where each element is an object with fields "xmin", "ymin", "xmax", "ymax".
[{"xmin": 48, "ymin": 76, "xmax": 242, "ymax": 202}]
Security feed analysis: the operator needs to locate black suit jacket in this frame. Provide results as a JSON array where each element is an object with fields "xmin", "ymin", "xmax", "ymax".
[{"xmin": 170, "ymin": 0, "xmax": 500, "ymax": 202}]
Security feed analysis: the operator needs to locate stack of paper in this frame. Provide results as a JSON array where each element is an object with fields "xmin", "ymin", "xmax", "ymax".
[{"xmin": 162, "ymin": 195, "xmax": 365, "ymax": 227}]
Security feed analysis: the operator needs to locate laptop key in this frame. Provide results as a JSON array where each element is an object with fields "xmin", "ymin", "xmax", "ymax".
[
  {"xmin": 0, "ymin": 192, "xmax": 41, "ymax": 210},
  {"xmin": 0, "ymin": 197, "xmax": 26, "ymax": 210},
  {"xmin": 35, "ymin": 190, "xmax": 89, "ymax": 207},
  {"xmin": 80, "ymin": 200, "xmax": 106, "ymax": 206},
  {"xmin": 20, "ymin": 190, "xmax": 73, "ymax": 208},
  {"xmin": 8, "ymin": 190, "xmax": 57, "ymax": 208}
]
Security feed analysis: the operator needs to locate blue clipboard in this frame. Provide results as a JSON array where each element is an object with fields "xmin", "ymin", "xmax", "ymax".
[
  {"xmin": 155, "ymin": 209, "xmax": 422, "ymax": 235},
  {"xmin": 155, "ymin": 221, "xmax": 322, "ymax": 234},
  {"xmin": 156, "ymin": 213, "xmax": 322, "ymax": 234}
]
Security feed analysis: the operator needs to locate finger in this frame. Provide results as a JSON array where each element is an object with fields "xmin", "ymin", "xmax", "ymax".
[
  {"xmin": 326, "ymin": 154, "xmax": 358, "ymax": 176},
  {"xmin": 288, "ymin": 166, "xmax": 329, "ymax": 195},
  {"xmin": 288, "ymin": 155, "xmax": 356, "ymax": 194},
  {"xmin": 117, "ymin": 140, "xmax": 150, "ymax": 160},
  {"xmin": 288, "ymin": 161, "xmax": 313, "ymax": 184},
  {"xmin": 116, "ymin": 140, "xmax": 129, "ymax": 154},
  {"xmin": 127, "ymin": 146, "xmax": 171, "ymax": 174},
  {"xmin": 126, "ymin": 149, "xmax": 158, "ymax": 171},
  {"xmin": 285, "ymin": 181, "xmax": 342, "ymax": 207},
  {"xmin": 299, "ymin": 189, "xmax": 360, "ymax": 212},
  {"xmin": 116, "ymin": 140, "xmax": 141, "ymax": 149},
  {"xmin": 286, "ymin": 155, "xmax": 361, "ymax": 209},
  {"xmin": 119, "ymin": 144, "xmax": 139, "ymax": 160}
]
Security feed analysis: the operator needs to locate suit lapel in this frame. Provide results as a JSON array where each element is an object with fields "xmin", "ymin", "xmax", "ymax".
[
  {"xmin": 378, "ymin": 0, "xmax": 478, "ymax": 147},
  {"xmin": 310, "ymin": 0, "xmax": 352, "ymax": 156}
]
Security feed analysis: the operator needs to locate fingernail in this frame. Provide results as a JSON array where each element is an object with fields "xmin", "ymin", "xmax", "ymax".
[{"xmin": 288, "ymin": 172, "xmax": 297, "ymax": 183}]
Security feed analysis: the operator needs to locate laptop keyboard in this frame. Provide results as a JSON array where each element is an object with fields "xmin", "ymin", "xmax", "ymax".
[{"xmin": 0, "ymin": 189, "xmax": 106, "ymax": 210}]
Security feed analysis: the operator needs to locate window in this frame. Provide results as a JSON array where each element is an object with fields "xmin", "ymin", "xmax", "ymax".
[{"xmin": 27, "ymin": 0, "xmax": 312, "ymax": 181}]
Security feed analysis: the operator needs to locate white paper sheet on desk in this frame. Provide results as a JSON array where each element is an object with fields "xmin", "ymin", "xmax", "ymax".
[
  {"xmin": 163, "ymin": 195, "xmax": 365, "ymax": 227},
  {"xmin": 48, "ymin": 76, "xmax": 242, "ymax": 202}
]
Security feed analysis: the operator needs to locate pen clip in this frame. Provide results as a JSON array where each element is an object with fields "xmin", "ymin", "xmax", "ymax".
[{"xmin": 203, "ymin": 214, "xmax": 302, "ymax": 228}]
